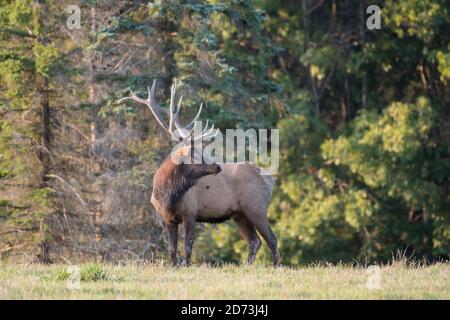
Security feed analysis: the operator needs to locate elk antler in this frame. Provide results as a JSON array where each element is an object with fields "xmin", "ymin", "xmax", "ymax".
[{"xmin": 119, "ymin": 79, "xmax": 218, "ymax": 142}]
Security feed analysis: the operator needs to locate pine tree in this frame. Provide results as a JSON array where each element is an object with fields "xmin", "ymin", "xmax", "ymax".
[{"xmin": 0, "ymin": 0, "xmax": 65, "ymax": 262}]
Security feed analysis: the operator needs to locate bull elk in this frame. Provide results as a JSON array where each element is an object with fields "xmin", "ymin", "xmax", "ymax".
[{"xmin": 120, "ymin": 79, "xmax": 280, "ymax": 266}]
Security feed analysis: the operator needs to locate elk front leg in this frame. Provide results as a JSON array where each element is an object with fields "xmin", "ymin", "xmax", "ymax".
[
  {"xmin": 183, "ymin": 216, "xmax": 196, "ymax": 266},
  {"xmin": 166, "ymin": 222, "xmax": 178, "ymax": 266}
]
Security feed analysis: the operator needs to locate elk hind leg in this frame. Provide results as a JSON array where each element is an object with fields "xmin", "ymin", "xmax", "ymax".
[
  {"xmin": 183, "ymin": 216, "xmax": 196, "ymax": 266},
  {"xmin": 233, "ymin": 214, "xmax": 261, "ymax": 265},
  {"xmin": 246, "ymin": 215, "xmax": 280, "ymax": 267}
]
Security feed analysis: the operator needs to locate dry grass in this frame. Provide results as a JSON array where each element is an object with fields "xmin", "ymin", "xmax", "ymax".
[{"xmin": 0, "ymin": 261, "xmax": 448, "ymax": 299}]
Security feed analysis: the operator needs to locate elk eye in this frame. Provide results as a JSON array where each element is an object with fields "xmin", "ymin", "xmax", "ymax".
[{"xmin": 206, "ymin": 186, "xmax": 210, "ymax": 189}]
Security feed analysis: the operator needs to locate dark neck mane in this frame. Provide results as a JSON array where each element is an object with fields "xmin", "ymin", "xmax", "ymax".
[{"xmin": 152, "ymin": 158, "xmax": 198, "ymax": 218}]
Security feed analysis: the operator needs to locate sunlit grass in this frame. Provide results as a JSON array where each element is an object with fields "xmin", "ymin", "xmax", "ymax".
[{"xmin": 0, "ymin": 260, "xmax": 448, "ymax": 299}]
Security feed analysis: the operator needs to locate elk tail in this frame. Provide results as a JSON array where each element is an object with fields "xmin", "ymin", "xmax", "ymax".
[{"xmin": 258, "ymin": 167, "xmax": 275, "ymax": 199}]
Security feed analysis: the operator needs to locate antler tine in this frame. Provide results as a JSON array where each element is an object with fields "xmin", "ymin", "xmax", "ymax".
[
  {"xmin": 193, "ymin": 123, "xmax": 219, "ymax": 142},
  {"xmin": 176, "ymin": 96, "xmax": 183, "ymax": 115},
  {"xmin": 200, "ymin": 120, "xmax": 210, "ymax": 134},
  {"xmin": 203, "ymin": 125, "xmax": 220, "ymax": 140},
  {"xmin": 184, "ymin": 102, "xmax": 203, "ymax": 131},
  {"xmin": 119, "ymin": 82, "xmax": 169, "ymax": 131},
  {"xmin": 147, "ymin": 81, "xmax": 154, "ymax": 103},
  {"xmin": 118, "ymin": 88, "xmax": 137, "ymax": 103},
  {"xmin": 208, "ymin": 127, "xmax": 220, "ymax": 139},
  {"xmin": 168, "ymin": 81, "xmax": 175, "ymax": 134},
  {"xmin": 148, "ymin": 80, "xmax": 172, "ymax": 115},
  {"xmin": 171, "ymin": 80, "xmax": 183, "ymax": 115}
]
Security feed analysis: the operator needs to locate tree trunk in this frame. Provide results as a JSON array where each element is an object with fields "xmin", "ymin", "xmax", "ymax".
[
  {"xmin": 38, "ymin": 77, "xmax": 50, "ymax": 188},
  {"xmin": 360, "ymin": 0, "xmax": 367, "ymax": 109},
  {"xmin": 422, "ymin": 209, "xmax": 433, "ymax": 262},
  {"xmin": 88, "ymin": 5, "xmax": 104, "ymax": 248},
  {"xmin": 37, "ymin": 76, "xmax": 51, "ymax": 264}
]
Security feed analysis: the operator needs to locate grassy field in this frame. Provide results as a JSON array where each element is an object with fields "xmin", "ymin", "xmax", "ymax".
[{"xmin": 0, "ymin": 261, "xmax": 448, "ymax": 299}]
